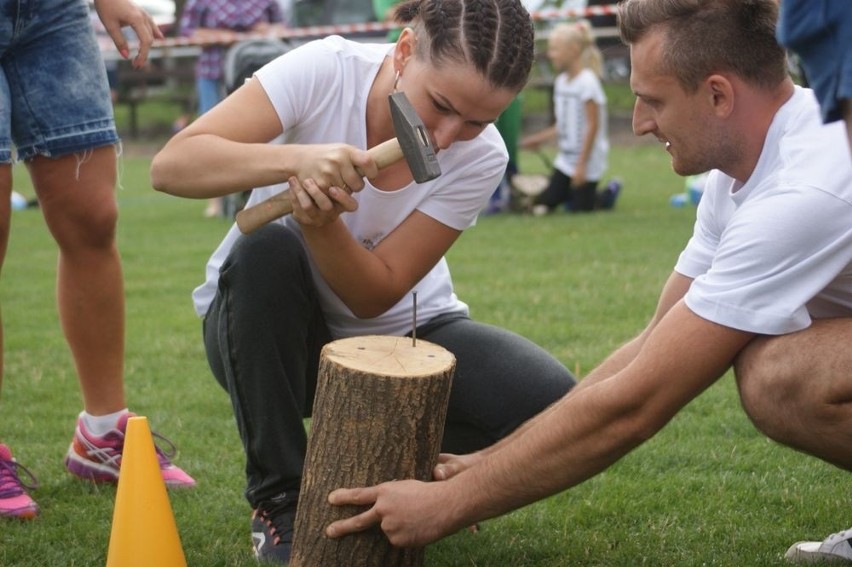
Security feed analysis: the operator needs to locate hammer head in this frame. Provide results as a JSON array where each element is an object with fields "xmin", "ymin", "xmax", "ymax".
[{"xmin": 389, "ymin": 92, "xmax": 442, "ymax": 183}]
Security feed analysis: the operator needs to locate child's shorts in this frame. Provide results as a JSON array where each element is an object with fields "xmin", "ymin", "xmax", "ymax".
[{"xmin": 0, "ymin": 0, "xmax": 119, "ymax": 163}]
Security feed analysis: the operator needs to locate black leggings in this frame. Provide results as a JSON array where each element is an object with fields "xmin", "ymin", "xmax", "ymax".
[
  {"xmin": 203, "ymin": 224, "xmax": 576, "ymax": 506},
  {"xmin": 535, "ymin": 168, "xmax": 600, "ymax": 212}
]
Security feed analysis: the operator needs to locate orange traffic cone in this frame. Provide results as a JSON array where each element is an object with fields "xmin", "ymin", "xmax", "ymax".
[{"xmin": 106, "ymin": 416, "xmax": 186, "ymax": 567}]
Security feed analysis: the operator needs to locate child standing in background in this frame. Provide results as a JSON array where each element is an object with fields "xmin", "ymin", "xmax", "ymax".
[{"xmin": 521, "ymin": 20, "xmax": 615, "ymax": 215}]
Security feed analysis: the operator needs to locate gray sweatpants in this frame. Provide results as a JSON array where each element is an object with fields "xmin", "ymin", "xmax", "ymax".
[{"xmin": 203, "ymin": 224, "xmax": 576, "ymax": 507}]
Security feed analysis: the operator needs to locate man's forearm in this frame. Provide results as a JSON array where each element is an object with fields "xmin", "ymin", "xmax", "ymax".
[
  {"xmin": 571, "ymin": 332, "xmax": 646, "ymax": 391},
  {"xmin": 445, "ymin": 303, "xmax": 750, "ymax": 528},
  {"xmin": 474, "ymin": 333, "xmax": 645, "ymax": 460},
  {"xmin": 465, "ymin": 273, "xmax": 689, "ymax": 467},
  {"xmin": 449, "ymin": 374, "xmax": 661, "ymax": 526}
]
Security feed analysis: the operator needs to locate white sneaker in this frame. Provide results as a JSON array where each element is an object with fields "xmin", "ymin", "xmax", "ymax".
[{"xmin": 785, "ymin": 528, "xmax": 852, "ymax": 563}]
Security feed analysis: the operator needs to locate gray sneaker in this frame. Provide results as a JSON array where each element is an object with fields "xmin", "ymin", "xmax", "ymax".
[
  {"xmin": 252, "ymin": 491, "xmax": 298, "ymax": 564},
  {"xmin": 785, "ymin": 528, "xmax": 852, "ymax": 564}
]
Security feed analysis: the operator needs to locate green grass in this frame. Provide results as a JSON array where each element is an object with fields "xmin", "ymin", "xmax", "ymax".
[{"xmin": 2, "ymin": 144, "xmax": 846, "ymax": 566}]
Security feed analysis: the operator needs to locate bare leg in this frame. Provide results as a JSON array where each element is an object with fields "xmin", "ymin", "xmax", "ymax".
[
  {"xmin": 0, "ymin": 167, "xmax": 40, "ymax": 516},
  {"xmin": 26, "ymin": 147, "xmax": 126, "ymax": 415},
  {"xmin": 734, "ymin": 317, "xmax": 852, "ymax": 470},
  {"xmin": 0, "ymin": 164, "xmax": 11, "ymax": 397}
]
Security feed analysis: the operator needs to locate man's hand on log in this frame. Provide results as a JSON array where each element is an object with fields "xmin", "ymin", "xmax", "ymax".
[
  {"xmin": 433, "ymin": 452, "xmax": 482, "ymax": 481},
  {"xmin": 326, "ymin": 452, "xmax": 487, "ymax": 546},
  {"xmin": 326, "ymin": 479, "xmax": 465, "ymax": 547}
]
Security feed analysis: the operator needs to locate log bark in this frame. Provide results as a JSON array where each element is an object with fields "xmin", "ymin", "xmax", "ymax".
[{"xmin": 290, "ymin": 335, "xmax": 456, "ymax": 567}]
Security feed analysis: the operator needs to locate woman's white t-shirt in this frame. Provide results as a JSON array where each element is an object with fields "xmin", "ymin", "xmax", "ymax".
[{"xmin": 192, "ymin": 36, "xmax": 508, "ymax": 338}]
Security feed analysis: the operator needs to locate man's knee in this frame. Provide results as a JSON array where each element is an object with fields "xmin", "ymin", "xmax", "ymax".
[
  {"xmin": 735, "ymin": 319, "xmax": 852, "ymax": 441},
  {"xmin": 734, "ymin": 335, "xmax": 801, "ymax": 435}
]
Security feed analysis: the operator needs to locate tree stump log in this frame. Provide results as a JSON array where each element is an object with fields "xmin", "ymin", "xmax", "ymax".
[{"xmin": 290, "ymin": 335, "xmax": 456, "ymax": 567}]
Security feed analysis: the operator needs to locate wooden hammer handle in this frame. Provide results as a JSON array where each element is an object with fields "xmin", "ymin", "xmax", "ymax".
[{"xmin": 235, "ymin": 138, "xmax": 403, "ymax": 234}]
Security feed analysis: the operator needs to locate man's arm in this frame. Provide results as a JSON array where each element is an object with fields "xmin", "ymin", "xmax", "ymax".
[
  {"xmin": 434, "ymin": 271, "xmax": 694, "ymax": 480},
  {"xmin": 573, "ymin": 271, "xmax": 694, "ymax": 390},
  {"xmin": 327, "ymin": 292, "xmax": 754, "ymax": 547}
]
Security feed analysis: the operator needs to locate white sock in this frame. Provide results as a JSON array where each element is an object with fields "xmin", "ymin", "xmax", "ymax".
[{"xmin": 80, "ymin": 409, "xmax": 129, "ymax": 437}]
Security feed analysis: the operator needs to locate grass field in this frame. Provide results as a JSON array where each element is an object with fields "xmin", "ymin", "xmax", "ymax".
[{"xmin": 1, "ymin": 139, "xmax": 847, "ymax": 566}]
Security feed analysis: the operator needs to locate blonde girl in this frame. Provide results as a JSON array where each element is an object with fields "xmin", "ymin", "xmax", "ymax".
[{"xmin": 521, "ymin": 19, "xmax": 610, "ymax": 213}]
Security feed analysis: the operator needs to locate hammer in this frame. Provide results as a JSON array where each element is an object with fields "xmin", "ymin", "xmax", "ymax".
[{"xmin": 235, "ymin": 92, "xmax": 441, "ymax": 234}]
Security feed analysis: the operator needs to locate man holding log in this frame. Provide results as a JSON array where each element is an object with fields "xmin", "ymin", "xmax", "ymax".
[{"xmin": 326, "ymin": 0, "xmax": 852, "ymax": 561}]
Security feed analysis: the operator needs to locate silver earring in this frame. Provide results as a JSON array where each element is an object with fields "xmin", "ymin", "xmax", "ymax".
[{"xmin": 393, "ymin": 70, "xmax": 401, "ymax": 92}]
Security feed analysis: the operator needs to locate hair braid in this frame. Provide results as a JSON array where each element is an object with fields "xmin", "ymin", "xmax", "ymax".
[
  {"xmin": 422, "ymin": 0, "xmax": 464, "ymax": 65},
  {"xmin": 492, "ymin": 0, "xmax": 535, "ymax": 90},
  {"xmin": 463, "ymin": 0, "xmax": 499, "ymax": 77},
  {"xmin": 394, "ymin": 0, "xmax": 535, "ymax": 92}
]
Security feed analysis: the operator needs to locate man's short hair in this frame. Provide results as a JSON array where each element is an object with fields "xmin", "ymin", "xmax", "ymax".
[{"xmin": 617, "ymin": 0, "xmax": 788, "ymax": 92}]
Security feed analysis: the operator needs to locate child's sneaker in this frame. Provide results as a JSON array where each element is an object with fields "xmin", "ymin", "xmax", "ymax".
[
  {"xmin": 597, "ymin": 178, "xmax": 623, "ymax": 210},
  {"xmin": 64, "ymin": 412, "xmax": 196, "ymax": 488},
  {"xmin": 785, "ymin": 528, "xmax": 852, "ymax": 563},
  {"xmin": 0, "ymin": 444, "xmax": 39, "ymax": 519}
]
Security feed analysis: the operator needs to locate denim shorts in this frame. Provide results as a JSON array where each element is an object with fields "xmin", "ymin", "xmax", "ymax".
[{"xmin": 0, "ymin": 0, "xmax": 118, "ymax": 163}]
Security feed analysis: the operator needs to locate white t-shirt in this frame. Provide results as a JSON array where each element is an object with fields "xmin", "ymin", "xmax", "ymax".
[
  {"xmin": 552, "ymin": 68, "xmax": 609, "ymax": 180},
  {"xmin": 192, "ymin": 36, "xmax": 508, "ymax": 338},
  {"xmin": 675, "ymin": 87, "xmax": 852, "ymax": 335}
]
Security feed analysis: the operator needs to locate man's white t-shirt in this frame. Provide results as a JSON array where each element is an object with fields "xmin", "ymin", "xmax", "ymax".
[
  {"xmin": 192, "ymin": 36, "xmax": 508, "ymax": 338},
  {"xmin": 675, "ymin": 87, "xmax": 852, "ymax": 335}
]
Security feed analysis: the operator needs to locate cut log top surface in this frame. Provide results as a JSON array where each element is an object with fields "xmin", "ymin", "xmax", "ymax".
[{"xmin": 322, "ymin": 335, "xmax": 455, "ymax": 377}]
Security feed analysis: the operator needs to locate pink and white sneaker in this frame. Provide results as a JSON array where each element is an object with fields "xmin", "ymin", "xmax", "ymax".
[
  {"xmin": 0, "ymin": 444, "xmax": 39, "ymax": 519},
  {"xmin": 64, "ymin": 412, "xmax": 196, "ymax": 488}
]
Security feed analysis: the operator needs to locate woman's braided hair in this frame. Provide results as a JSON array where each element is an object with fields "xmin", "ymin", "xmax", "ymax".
[{"xmin": 393, "ymin": 0, "xmax": 536, "ymax": 92}]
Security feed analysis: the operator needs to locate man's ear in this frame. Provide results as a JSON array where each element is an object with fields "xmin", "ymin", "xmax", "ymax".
[{"xmin": 705, "ymin": 74, "xmax": 735, "ymax": 118}]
